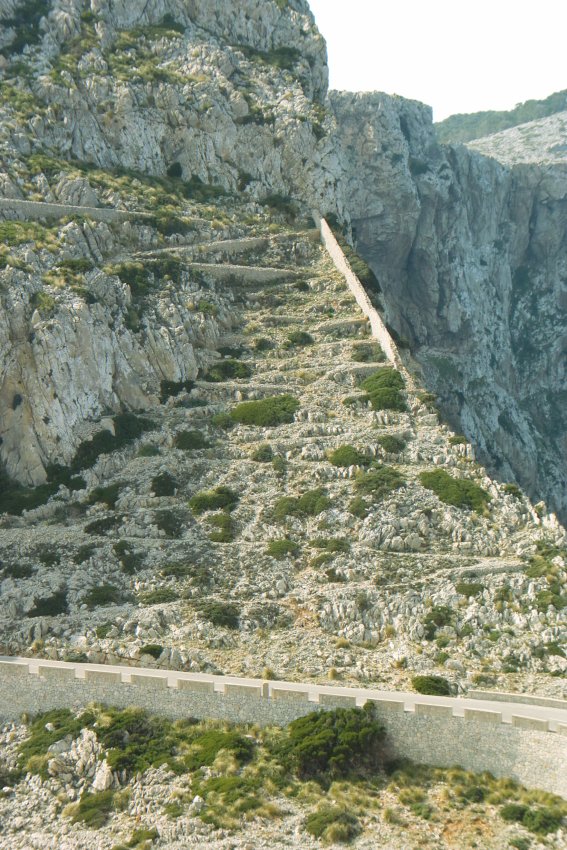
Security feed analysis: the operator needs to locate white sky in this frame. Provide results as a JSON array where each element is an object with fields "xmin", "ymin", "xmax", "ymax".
[{"xmin": 307, "ymin": 0, "xmax": 567, "ymax": 121}]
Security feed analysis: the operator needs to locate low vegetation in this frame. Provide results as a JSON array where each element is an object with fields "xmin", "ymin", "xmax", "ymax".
[
  {"xmin": 230, "ymin": 395, "xmax": 299, "ymax": 427},
  {"xmin": 419, "ymin": 469, "xmax": 490, "ymax": 512}
]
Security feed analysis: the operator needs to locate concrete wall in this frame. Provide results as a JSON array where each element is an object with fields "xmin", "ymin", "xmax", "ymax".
[
  {"xmin": 1, "ymin": 659, "xmax": 566, "ymax": 797},
  {"xmin": 0, "ymin": 197, "xmax": 151, "ymax": 223},
  {"xmin": 316, "ymin": 215, "xmax": 402, "ymax": 369},
  {"xmin": 468, "ymin": 690, "xmax": 567, "ymax": 709}
]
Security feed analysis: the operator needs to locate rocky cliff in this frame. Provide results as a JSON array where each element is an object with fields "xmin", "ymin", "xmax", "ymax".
[{"xmin": 331, "ymin": 91, "xmax": 567, "ymax": 524}]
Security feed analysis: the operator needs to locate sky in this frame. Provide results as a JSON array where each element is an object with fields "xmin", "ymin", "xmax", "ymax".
[{"xmin": 307, "ymin": 0, "xmax": 567, "ymax": 121}]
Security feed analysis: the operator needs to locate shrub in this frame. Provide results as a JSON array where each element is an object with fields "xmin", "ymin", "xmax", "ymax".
[
  {"xmin": 285, "ymin": 331, "xmax": 314, "ymax": 347},
  {"xmin": 183, "ymin": 730, "xmax": 253, "ymax": 771},
  {"xmin": 311, "ymin": 538, "xmax": 350, "ymax": 553},
  {"xmin": 69, "ymin": 790, "xmax": 116, "ymax": 828},
  {"xmin": 455, "ymin": 582, "xmax": 484, "ymax": 597},
  {"xmin": 154, "ymin": 509, "xmax": 185, "ymax": 538},
  {"xmin": 305, "ymin": 807, "xmax": 361, "ymax": 843},
  {"xmin": 251, "ymin": 443, "xmax": 274, "ymax": 462},
  {"xmin": 503, "ymin": 483, "xmax": 523, "ymax": 499},
  {"xmin": 83, "ymin": 584, "xmax": 123, "ymax": 610},
  {"xmin": 423, "ymin": 605, "xmax": 453, "ymax": 640},
  {"xmin": 189, "ymin": 486, "xmax": 239, "ymax": 514},
  {"xmin": 253, "ymin": 337, "xmax": 274, "ymax": 352},
  {"xmin": 367, "ymin": 387, "xmax": 407, "ymax": 411},
  {"xmin": 449, "ymin": 435, "xmax": 467, "ymax": 445},
  {"xmin": 267, "ymin": 539, "xmax": 300, "ymax": 559},
  {"xmin": 151, "ymin": 472, "xmax": 177, "ymax": 496},
  {"xmin": 230, "ymin": 395, "xmax": 299, "ymax": 427},
  {"xmin": 3, "ymin": 563, "xmax": 34, "ymax": 578},
  {"xmin": 355, "ymin": 466, "xmax": 405, "ymax": 501},
  {"xmin": 351, "ymin": 343, "xmax": 385, "ymax": 363},
  {"xmin": 210, "ymin": 413, "xmax": 235, "ymax": 430},
  {"xmin": 174, "ymin": 430, "xmax": 210, "ymax": 450},
  {"xmin": 85, "ymin": 515, "xmax": 121, "ymax": 535},
  {"xmin": 328, "ymin": 445, "xmax": 370, "ymax": 467},
  {"xmin": 377, "ymin": 435, "xmax": 406, "ymax": 454},
  {"xmin": 159, "ymin": 379, "xmax": 194, "ymax": 403},
  {"xmin": 139, "ymin": 644, "xmax": 163, "ymax": 660},
  {"xmin": 27, "ymin": 590, "xmax": 68, "ymax": 618},
  {"xmin": 203, "ymin": 359, "xmax": 252, "ymax": 382},
  {"xmin": 114, "ymin": 541, "xmax": 144, "ymax": 575},
  {"xmin": 419, "ymin": 470, "xmax": 490, "ymax": 512},
  {"xmin": 139, "ymin": 588, "xmax": 177, "ymax": 605},
  {"xmin": 348, "ymin": 496, "xmax": 369, "ymax": 518},
  {"xmin": 360, "ymin": 368, "xmax": 404, "ymax": 393},
  {"xmin": 207, "ymin": 513, "xmax": 236, "ymax": 543},
  {"xmin": 88, "ymin": 482, "xmax": 122, "ymax": 509},
  {"xmin": 412, "ymin": 675, "xmax": 451, "ymax": 696},
  {"xmin": 277, "ymin": 704, "xmax": 385, "ymax": 780},
  {"xmin": 273, "ymin": 488, "xmax": 330, "ymax": 520},
  {"xmin": 138, "ymin": 444, "xmax": 161, "ymax": 457},
  {"xmin": 199, "ymin": 601, "xmax": 239, "ymax": 629}
]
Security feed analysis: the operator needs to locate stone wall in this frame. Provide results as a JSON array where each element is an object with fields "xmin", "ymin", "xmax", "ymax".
[
  {"xmin": 0, "ymin": 197, "xmax": 151, "ymax": 223},
  {"xmin": 316, "ymin": 215, "xmax": 402, "ymax": 371},
  {"xmin": 1, "ymin": 659, "xmax": 566, "ymax": 797}
]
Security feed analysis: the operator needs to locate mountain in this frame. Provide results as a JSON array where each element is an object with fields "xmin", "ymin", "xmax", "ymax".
[
  {"xmin": 0, "ymin": 1, "xmax": 566, "ymax": 847},
  {"xmin": 434, "ymin": 88, "xmax": 567, "ymax": 144}
]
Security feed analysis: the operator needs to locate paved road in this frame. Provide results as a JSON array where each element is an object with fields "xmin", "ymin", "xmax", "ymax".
[{"xmin": 1, "ymin": 656, "xmax": 565, "ymax": 731}]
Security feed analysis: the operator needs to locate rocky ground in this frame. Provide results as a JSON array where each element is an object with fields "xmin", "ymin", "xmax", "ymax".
[{"xmin": 0, "ymin": 223, "xmax": 565, "ymax": 697}]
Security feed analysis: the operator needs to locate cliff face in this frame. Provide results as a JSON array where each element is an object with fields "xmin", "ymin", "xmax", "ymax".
[{"xmin": 331, "ymin": 91, "xmax": 567, "ymax": 523}]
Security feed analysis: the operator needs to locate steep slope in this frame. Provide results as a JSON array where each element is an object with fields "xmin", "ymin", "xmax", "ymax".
[
  {"xmin": 331, "ymin": 91, "xmax": 567, "ymax": 525},
  {"xmin": 468, "ymin": 110, "xmax": 567, "ymax": 166}
]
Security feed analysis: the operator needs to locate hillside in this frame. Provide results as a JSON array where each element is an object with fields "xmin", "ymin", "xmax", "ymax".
[
  {"xmin": 434, "ymin": 89, "xmax": 567, "ymax": 144},
  {"xmin": 0, "ymin": 1, "xmax": 566, "ymax": 847}
]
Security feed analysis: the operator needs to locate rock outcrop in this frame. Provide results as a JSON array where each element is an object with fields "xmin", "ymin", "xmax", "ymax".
[{"xmin": 331, "ymin": 91, "xmax": 567, "ymax": 523}]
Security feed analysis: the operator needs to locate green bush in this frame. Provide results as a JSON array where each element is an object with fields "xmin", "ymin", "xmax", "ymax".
[
  {"xmin": 328, "ymin": 445, "xmax": 370, "ymax": 467},
  {"xmin": 83, "ymin": 584, "xmax": 123, "ymax": 610},
  {"xmin": 274, "ymin": 488, "xmax": 330, "ymax": 520},
  {"xmin": 231, "ymin": 395, "xmax": 300, "ymax": 427},
  {"xmin": 159, "ymin": 379, "xmax": 194, "ymax": 403},
  {"xmin": 70, "ymin": 790, "xmax": 116, "ymax": 828},
  {"xmin": 199, "ymin": 601, "xmax": 239, "ymax": 629},
  {"xmin": 253, "ymin": 337, "xmax": 274, "ymax": 352},
  {"xmin": 151, "ymin": 472, "xmax": 177, "ymax": 496},
  {"xmin": 251, "ymin": 443, "xmax": 274, "ymax": 462},
  {"xmin": 311, "ymin": 538, "xmax": 350, "ymax": 553},
  {"xmin": 411, "ymin": 675, "xmax": 451, "ymax": 696},
  {"xmin": 377, "ymin": 435, "xmax": 406, "ymax": 454},
  {"xmin": 139, "ymin": 644, "xmax": 163, "ymax": 659},
  {"xmin": 267, "ymin": 539, "xmax": 300, "ymax": 559},
  {"xmin": 285, "ymin": 330, "xmax": 314, "ymax": 347},
  {"xmin": 183, "ymin": 730, "xmax": 253, "ymax": 771},
  {"xmin": 174, "ymin": 430, "xmax": 210, "ymax": 450},
  {"xmin": 500, "ymin": 803, "xmax": 564, "ymax": 834},
  {"xmin": 138, "ymin": 444, "xmax": 161, "ymax": 457},
  {"xmin": 360, "ymin": 368, "xmax": 404, "ymax": 393},
  {"xmin": 87, "ymin": 482, "xmax": 122, "ymax": 508},
  {"xmin": 355, "ymin": 466, "xmax": 405, "ymax": 501},
  {"xmin": 2, "ymin": 563, "xmax": 34, "ymax": 578},
  {"xmin": 27, "ymin": 590, "xmax": 68, "ymax": 618},
  {"xmin": 85, "ymin": 515, "xmax": 121, "ymax": 535},
  {"xmin": 367, "ymin": 387, "xmax": 407, "ymax": 412},
  {"xmin": 203, "ymin": 359, "xmax": 252, "ymax": 382},
  {"xmin": 189, "ymin": 486, "xmax": 239, "ymax": 514},
  {"xmin": 154, "ymin": 509, "xmax": 185, "ymax": 538},
  {"xmin": 348, "ymin": 496, "xmax": 369, "ymax": 518},
  {"xmin": 351, "ymin": 343, "xmax": 385, "ymax": 363},
  {"xmin": 449, "ymin": 435, "xmax": 467, "ymax": 446},
  {"xmin": 419, "ymin": 470, "xmax": 490, "ymax": 512},
  {"xmin": 277, "ymin": 704, "xmax": 385, "ymax": 780},
  {"xmin": 139, "ymin": 588, "xmax": 177, "ymax": 605},
  {"xmin": 455, "ymin": 582, "xmax": 484, "ymax": 597},
  {"xmin": 305, "ymin": 807, "xmax": 361, "ymax": 843},
  {"xmin": 423, "ymin": 605, "xmax": 453, "ymax": 640},
  {"xmin": 503, "ymin": 483, "xmax": 523, "ymax": 499},
  {"xmin": 210, "ymin": 413, "xmax": 235, "ymax": 430},
  {"xmin": 207, "ymin": 512, "xmax": 236, "ymax": 543},
  {"xmin": 71, "ymin": 413, "xmax": 154, "ymax": 472}
]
